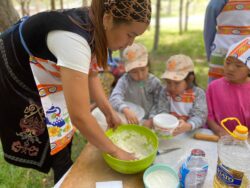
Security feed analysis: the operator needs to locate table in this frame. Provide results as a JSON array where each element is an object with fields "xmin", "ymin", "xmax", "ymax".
[
  {"xmin": 59, "ymin": 143, "xmax": 144, "ymax": 188},
  {"xmin": 154, "ymin": 129, "xmax": 217, "ymax": 188},
  {"xmin": 56, "ymin": 129, "xmax": 217, "ymax": 188}
]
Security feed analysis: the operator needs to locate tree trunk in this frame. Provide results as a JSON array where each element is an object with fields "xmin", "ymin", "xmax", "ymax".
[
  {"xmin": 0, "ymin": 0, "xmax": 19, "ymax": 32},
  {"xmin": 153, "ymin": 0, "xmax": 161, "ymax": 51},
  {"xmin": 19, "ymin": 0, "xmax": 31, "ymax": 16},
  {"xmin": 20, "ymin": 1, "xmax": 25, "ymax": 16},
  {"xmin": 184, "ymin": 0, "xmax": 192, "ymax": 32},
  {"xmin": 60, "ymin": 0, "xmax": 64, "ymax": 9},
  {"xmin": 51, "ymin": 0, "xmax": 56, "ymax": 10},
  {"xmin": 82, "ymin": 0, "xmax": 88, "ymax": 6},
  {"xmin": 179, "ymin": 0, "xmax": 184, "ymax": 35},
  {"xmin": 167, "ymin": 0, "xmax": 172, "ymax": 16},
  {"xmin": 25, "ymin": 0, "xmax": 31, "ymax": 16}
]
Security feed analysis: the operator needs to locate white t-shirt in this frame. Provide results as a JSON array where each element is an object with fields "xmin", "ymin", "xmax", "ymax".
[{"xmin": 47, "ymin": 30, "xmax": 91, "ymax": 74}]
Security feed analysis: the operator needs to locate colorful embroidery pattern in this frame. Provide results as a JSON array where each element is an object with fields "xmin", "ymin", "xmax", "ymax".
[
  {"xmin": 30, "ymin": 57, "xmax": 60, "ymax": 78},
  {"xmin": 38, "ymin": 84, "xmax": 63, "ymax": 97},
  {"xmin": 208, "ymin": 67, "xmax": 224, "ymax": 79},
  {"xmin": 171, "ymin": 89, "xmax": 195, "ymax": 103},
  {"xmin": 29, "ymin": 56, "xmax": 75, "ymax": 155},
  {"xmin": 45, "ymin": 105, "xmax": 74, "ymax": 155},
  {"xmin": 12, "ymin": 104, "xmax": 45, "ymax": 156},
  {"xmin": 218, "ymin": 26, "xmax": 250, "ymax": 35},
  {"xmin": 223, "ymin": 1, "xmax": 250, "ymax": 12},
  {"xmin": 229, "ymin": 38, "xmax": 250, "ymax": 57}
]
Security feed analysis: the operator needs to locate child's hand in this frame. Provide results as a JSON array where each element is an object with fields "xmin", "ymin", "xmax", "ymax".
[
  {"xmin": 123, "ymin": 107, "xmax": 139, "ymax": 124},
  {"xmin": 172, "ymin": 119, "xmax": 192, "ymax": 136},
  {"xmin": 216, "ymin": 127, "xmax": 229, "ymax": 137},
  {"xmin": 207, "ymin": 120, "xmax": 229, "ymax": 138},
  {"xmin": 143, "ymin": 119, "xmax": 153, "ymax": 129}
]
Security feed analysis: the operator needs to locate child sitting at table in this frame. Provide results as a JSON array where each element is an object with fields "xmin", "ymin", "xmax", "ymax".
[
  {"xmin": 109, "ymin": 43, "xmax": 162, "ymax": 125},
  {"xmin": 144, "ymin": 54, "xmax": 208, "ymax": 136},
  {"xmin": 206, "ymin": 37, "xmax": 250, "ymax": 137}
]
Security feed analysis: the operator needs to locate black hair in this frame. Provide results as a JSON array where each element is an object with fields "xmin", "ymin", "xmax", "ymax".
[{"xmin": 184, "ymin": 72, "xmax": 197, "ymax": 88}]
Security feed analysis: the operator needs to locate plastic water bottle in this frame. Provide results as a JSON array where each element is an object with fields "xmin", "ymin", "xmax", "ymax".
[
  {"xmin": 213, "ymin": 117, "xmax": 250, "ymax": 188},
  {"xmin": 179, "ymin": 149, "xmax": 208, "ymax": 188}
]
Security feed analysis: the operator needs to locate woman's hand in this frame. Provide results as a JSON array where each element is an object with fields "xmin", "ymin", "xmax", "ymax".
[
  {"xmin": 172, "ymin": 119, "xmax": 192, "ymax": 136},
  {"xmin": 88, "ymin": 71, "xmax": 122, "ymax": 129},
  {"xmin": 123, "ymin": 107, "xmax": 139, "ymax": 124},
  {"xmin": 106, "ymin": 110, "xmax": 122, "ymax": 129},
  {"xmin": 110, "ymin": 147, "xmax": 137, "ymax": 161}
]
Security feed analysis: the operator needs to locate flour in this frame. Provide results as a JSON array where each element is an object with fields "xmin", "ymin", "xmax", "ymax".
[
  {"xmin": 145, "ymin": 170, "xmax": 179, "ymax": 188},
  {"xmin": 109, "ymin": 130, "xmax": 154, "ymax": 159}
]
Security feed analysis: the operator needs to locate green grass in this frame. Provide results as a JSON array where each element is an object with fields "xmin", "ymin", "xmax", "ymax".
[{"xmin": 0, "ymin": 14, "xmax": 208, "ymax": 187}]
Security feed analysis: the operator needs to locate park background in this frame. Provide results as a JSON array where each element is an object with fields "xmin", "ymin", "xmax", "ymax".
[{"xmin": 0, "ymin": 0, "xmax": 209, "ymax": 187}]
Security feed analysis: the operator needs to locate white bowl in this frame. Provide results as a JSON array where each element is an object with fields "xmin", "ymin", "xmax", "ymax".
[
  {"xmin": 153, "ymin": 113, "xmax": 179, "ymax": 136},
  {"xmin": 124, "ymin": 101, "xmax": 145, "ymax": 121},
  {"xmin": 143, "ymin": 163, "xmax": 180, "ymax": 188}
]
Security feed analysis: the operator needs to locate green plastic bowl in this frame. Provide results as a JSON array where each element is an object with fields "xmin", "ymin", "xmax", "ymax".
[
  {"xmin": 103, "ymin": 124, "xmax": 158, "ymax": 174},
  {"xmin": 143, "ymin": 163, "xmax": 180, "ymax": 188}
]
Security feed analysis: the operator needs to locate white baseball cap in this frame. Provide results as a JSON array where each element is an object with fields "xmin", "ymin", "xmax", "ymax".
[
  {"xmin": 122, "ymin": 43, "xmax": 148, "ymax": 72},
  {"xmin": 161, "ymin": 54, "xmax": 194, "ymax": 81}
]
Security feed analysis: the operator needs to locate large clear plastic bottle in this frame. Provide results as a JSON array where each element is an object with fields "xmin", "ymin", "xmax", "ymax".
[
  {"xmin": 214, "ymin": 118, "xmax": 250, "ymax": 188},
  {"xmin": 179, "ymin": 149, "xmax": 208, "ymax": 188},
  {"xmin": 242, "ymin": 170, "xmax": 250, "ymax": 188}
]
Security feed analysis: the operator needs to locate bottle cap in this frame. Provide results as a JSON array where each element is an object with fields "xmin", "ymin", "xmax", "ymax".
[
  {"xmin": 233, "ymin": 125, "xmax": 248, "ymax": 140},
  {"xmin": 191, "ymin": 149, "xmax": 205, "ymax": 157},
  {"xmin": 235, "ymin": 125, "xmax": 248, "ymax": 134}
]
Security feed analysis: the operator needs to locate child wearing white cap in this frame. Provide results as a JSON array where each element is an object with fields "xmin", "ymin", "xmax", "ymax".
[
  {"xmin": 109, "ymin": 43, "xmax": 162, "ymax": 124},
  {"xmin": 206, "ymin": 37, "xmax": 250, "ymax": 137},
  {"xmin": 144, "ymin": 54, "xmax": 207, "ymax": 136}
]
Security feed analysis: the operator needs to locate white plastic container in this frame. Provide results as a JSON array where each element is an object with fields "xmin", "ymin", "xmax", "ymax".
[{"xmin": 153, "ymin": 113, "xmax": 179, "ymax": 137}]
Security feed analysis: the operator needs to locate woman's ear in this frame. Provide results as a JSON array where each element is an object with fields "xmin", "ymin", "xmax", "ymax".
[{"xmin": 103, "ymin": 13, "xmax": 113, "ymax": 30}]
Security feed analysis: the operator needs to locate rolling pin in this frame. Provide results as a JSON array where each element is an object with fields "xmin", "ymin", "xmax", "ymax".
[{"xmin": 194, "ymin": 133, "xmax": 219, "ymax": 142}]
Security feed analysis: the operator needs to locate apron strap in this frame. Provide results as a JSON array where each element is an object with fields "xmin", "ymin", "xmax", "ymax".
[{"xmin": 18, "ymin": 16, "xmax": 34, "ymax": 56}]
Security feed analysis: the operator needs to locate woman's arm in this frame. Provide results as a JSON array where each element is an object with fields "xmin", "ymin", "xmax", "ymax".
[
  {"xmin": 88, "ymin": 70, "xmax": 121, "ymax": 128},
  {"xmin": 60, "ymin": 67, "xmax": 134, "ymax": 160}
]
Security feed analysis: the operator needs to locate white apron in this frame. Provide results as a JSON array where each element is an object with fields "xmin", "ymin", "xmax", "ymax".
[{"xmin": 209, "ymin": 0, "xmax": 250, "ymax": 81}]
